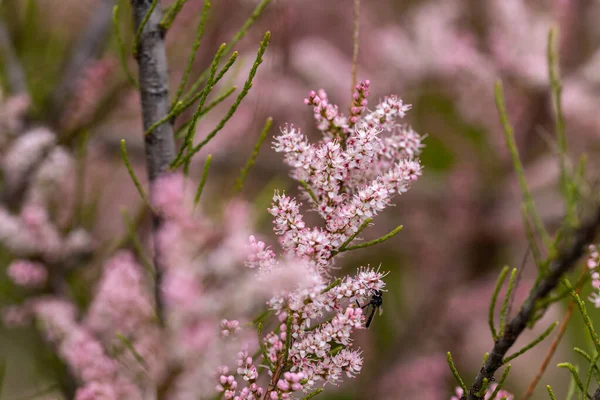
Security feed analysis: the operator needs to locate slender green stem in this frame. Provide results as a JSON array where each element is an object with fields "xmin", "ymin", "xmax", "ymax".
[
  {"xmin": 299, "ymin": 180, "xmax": 318, "ymax": 204},
  {"xmin": 132, "ymin": 0, "xmax": 159, "ymax": 57},
  {"xmin": 547, "ymin": 27, "xmax": 575, "ymax": 225},
  {"xmin": 499, "ymin": 268, "xmax": 517, "ymax": 337},
  {"xmin": 113, "ymin": 5, "xmax": 137, "ymax": 88},
  {"xmin": 172, "ymin": 0, "xmax": 210, "ymax": 106},
  {"xmin": 522, "ymin": 205, "xmax": 543, "ymax": 269},
  {"xmin": 584, "ymin": 352, "xmax": 600, "ymax": 392},
  {"xmin": 320, "ymin": 278, "xmax": 342, "ymax": 294},
  {"xmin": 175, "ymin": 44, "xmax": 227, "ymax": 174},
  {"xmin": 302, "ymin": 389, "xmax": 324, "ymax": 400},
  {"xmin": 175, "ymin": 87, "xmax": 237, "ymax": 140},
  {"xmin": 332, "ymin": 218, "xmax": 372, "ymax": 256},
  {"xmin": 116, "ymin": 333, "xmax": 148, "ymax": 369},
  {"xmin": 180, "ymin": 0, "xmax": 271, "ymax": 105},
  {"xmin": 502, "ymin": 322, "xmax": 557, "ymax": 364},
  {"xmin": 120, "ymin": 139, "xmax": 152, "ymax": 210},
  {"xmin": 145, "ymin": 101, "xmax": 183, "ymax": 136},
  {"xmin": 495, "ymin": 81, "xmax": 550, "ymax": 247},
  {"xmin": 489, "ymin": 266, "xmax": 510, "ymax": 340},
  {"xmin": 490, "ymin": 364, "xmax": 511, "ymax": 400},
  {"xmin": 447, "ymin": 351, "xmax": 468, "ymax": 393},
  {"xmin": 339, "ymin": 224, "xmax": 403, "ymax": 253},
  {"xmin": 557, "ymin": 363, "xmax": 590, "ymax": 399},
  {"xmin": 234, "ymin": 117, "xmax": 272, "ymax": 193},
  {"xmin": 174, "ymin": 32, "xmax": 271, "ymax": 168},
  {"xmin": 159, "ymin": 0, "xmax": 188, "ymax": 31},
  {"xmin": 257, "ymin": 323, "xmax": 274, "ymax": 370},
  {"xmin": 194, "ymin": 154, "xmax": 212, "ymax": 206},
  {"xmin": 547, "ymin": 385, "xmax": 558, "ymax": 400},
  {"xmin": 121, "ymin": 208, "xmax": 154, "ymax": 279},
  {"xmin": 476, "ymin": 378, "xmax": 490, "ymax": 397},
  {"xmin": 283, "ymin": 311, "xmax": 293, "ymax": 363},
  {"xmin": 571, "ymin": 291, "xmax": 600, "ymax": 355}
]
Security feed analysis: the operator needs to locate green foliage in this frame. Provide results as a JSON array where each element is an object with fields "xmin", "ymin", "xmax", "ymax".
[
  {"xmin": 172, "ymin": 31, "xmax": 271, "ymax": 169},
  {"xmin": 557, "ymin": 363, "xmax": 589, "ymax": 399},
  {"xmin": 115, "ymin": 333, "xmax": 148, "ymax": 370},
  {"xmin": 489, "ymin": 266, "xmax": 510, "ymax": 340},
  {"xmin": 302, "ymin": 389, "xmax": 324, "ymax": 399},
  {"xmin": 112, "ymin": 5, "xmax": 137, "ymax": 88},
  {"xmin": 547, "ymin": 385, "xmax": 558, "ymax": 400},
  {"xmin": 494, "ymin": 81, "xmax": 551, "ymax": 248},
  {"xmin": 120, "ymin": 139, "xmax": 152, "ymax": 210},
  {"xmin": 172, "ymin": 0, "xmax": 211, "ymax": 106},
  {"xmin": 160, "ymin": 0, "xmax": 190, "ymax": 31},
  {"xmin": 502, "ymin": 322, "xmax": 557, "ymax": 364},
  {"xmin": 132, "ymin": 0, "xmax": 158, "ymax": 57},
  {"xmin": 180, "ymin": 0, "xmax": 271, "ymax": 106},
  {"xmin": 194, "ymin": 154, "xmax": 212, "ymax": 206},
  {"xmin": 234, "ymin": 117, "xmax": 273, "ymax": 194},
  {"xmin": 447, "ymin": 351, "xmax": 468, "ymax": 394},
  {"xmin": 120, "ymin": 208, "xmax": 154, "ymax": 279},
  {"xmin": 339, "ymin": 225, "xmax": 403, "ymax": 253},
  {"xmin": 490, "ymin": 365, "xmax": 511, "ymax": 400},
  {"xmin": 499, "ymin": 268, "xmax": 517, "ymax": 337}
]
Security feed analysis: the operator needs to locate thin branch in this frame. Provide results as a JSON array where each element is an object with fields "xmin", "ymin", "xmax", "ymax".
[
  {"xmin": 521, "ymin": 265, "xmax": 588, "ymax": 400},
  {"xmin": 465, "ymin": 206, "xmax": 600, "ymax": 400},
  {"xmin": 130, "ymin": 0, "xmax": 177, "ymax": 324},
  {"xmin": 51, "ymin": 0, "xmax": 116, "ymax": 123},
  {"xmin": 0, "ymin": 15, "xmax": 27, "ymax": 94}
]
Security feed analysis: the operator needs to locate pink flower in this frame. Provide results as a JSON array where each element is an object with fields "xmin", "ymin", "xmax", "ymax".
[{"xmin": 7, "ymin": 259, "xmax": 47, "ymax": 288}]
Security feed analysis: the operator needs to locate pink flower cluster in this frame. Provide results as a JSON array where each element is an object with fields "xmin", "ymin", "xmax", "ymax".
[
  {"xmin": 451, "ymin": 385, "xmax": 514, "ymax": 400},
  {"xmin": 33, "ymin": 297, "xmax": 146, "ymax": 400},
  {"xmin": 6, "ymin": 259, "xmax": 47, "ymax": 288},
  {"xmin": 271, "ymin": 80, "xmax": 423, "ymax": 271},
  {"xmin": 588, "ymin": 244, "xmax": 600, "ymax": 307},
  {"xmin": 219, "ymin": 81, "xmax": 423, "ymax": 399}
]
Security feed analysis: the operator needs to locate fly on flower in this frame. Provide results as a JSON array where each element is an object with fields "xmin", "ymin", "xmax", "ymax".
[{"xmin": 356, "ymin": 290, "xmax": 383, "ymax": 328}]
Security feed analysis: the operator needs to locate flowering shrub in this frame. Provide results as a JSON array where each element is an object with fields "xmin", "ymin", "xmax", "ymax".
[{"xmin": 0, "ymin": 79, "xmax": 423, "ymax": 399}]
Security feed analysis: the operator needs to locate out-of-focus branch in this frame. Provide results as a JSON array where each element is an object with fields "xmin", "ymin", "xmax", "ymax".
[
  {"xmin": 0, "ymin": 15, "xmax": 27, "ymax": 94},
  {"xmin": 593, "ymin": 387, "xmax": 600, "ymax": 400},
  {"xmin": 130, "ymin": 0, "xmax": 176, "ymax": 323},
  {"xmin": 521, "ymin": 265, "xmax": 588, "ymax": 400},
  {"xmin": 50, "ymin": 0, "xmax": 115, "ymax": 123},
  {"xmin": 465, "ymin": 207, "xmax": 600, "ymax": 400}
]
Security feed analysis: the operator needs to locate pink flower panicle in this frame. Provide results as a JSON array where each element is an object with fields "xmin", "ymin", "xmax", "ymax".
[
  {"xmin": 588, "ymin": 244, "xmax": 600, "ymax": 306},
  {"xmin": 7, "ymin": 259, "xmax": 47, "ymax": 288},
  {"xmin": 221, "ymin": 81, "xmax": 422, "ymax": 398},
  {"xmin": 349, "ymin": 79, "xmax": 370, "ymax": 128},
  {"xmin": 272, "ymin": 81, "xmax": 423, "ymax": 272},
  {"xmin": 255, "ymin": 267, "xmax": 385, "ymax": 397}
]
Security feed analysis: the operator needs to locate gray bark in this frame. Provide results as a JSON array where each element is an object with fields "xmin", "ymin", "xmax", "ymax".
[{"xmin": 130, "ymin": 0, "xmax": 176, "ymax": 322}]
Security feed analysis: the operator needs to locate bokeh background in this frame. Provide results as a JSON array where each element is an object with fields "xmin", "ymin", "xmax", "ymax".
[{"xmin": 3, "ymin": 0, "xmax": 600, "ymax": 398}]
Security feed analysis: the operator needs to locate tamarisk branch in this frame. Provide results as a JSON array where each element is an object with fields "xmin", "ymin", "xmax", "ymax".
[
  {"xmin": 466, "ymin": 207, "xmax": 600, "ymax": 400},
  {"xmin": 130, "ymin": 0, "xmax": 176, "ymax": 323}
]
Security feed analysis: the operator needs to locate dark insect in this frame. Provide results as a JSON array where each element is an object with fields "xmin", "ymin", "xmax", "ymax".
[{"xmin": 356, "ymin": 290, "xmax": 384, "ymax": 328}]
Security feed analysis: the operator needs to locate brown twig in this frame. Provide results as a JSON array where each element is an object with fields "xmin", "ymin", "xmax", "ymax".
[
  {"xmin": 465, "ymin": 207, "xmax": 600, "ymax": 400},
  {"xmin": 521, "ymin": 264, "xmax": 588, "ymax": 400},
  {"xmin": 130, "ymin": 0, "xmax": 177, "ymax": 323}
]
